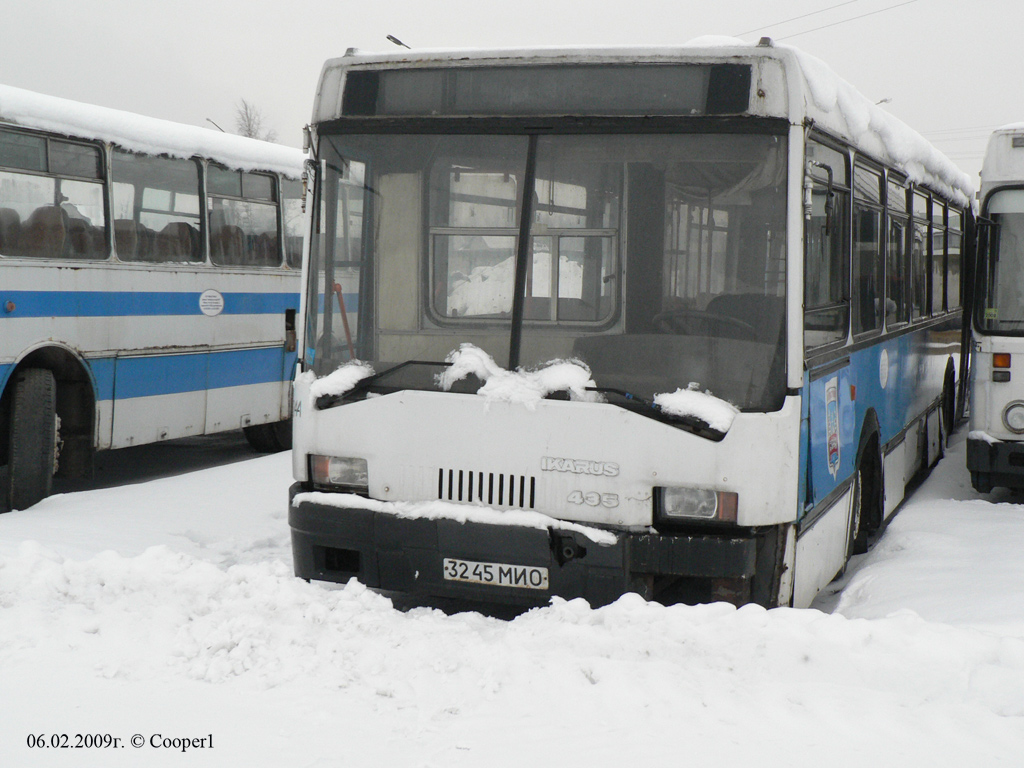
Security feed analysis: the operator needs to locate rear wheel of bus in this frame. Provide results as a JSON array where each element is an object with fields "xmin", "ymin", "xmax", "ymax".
[
  {"xmin": 243, "ymin": 419, "xmax": 292, "ymax": 453},
  {"xmin": 6, "ymin": 368, "xmax": 58, "ymax": 511}
]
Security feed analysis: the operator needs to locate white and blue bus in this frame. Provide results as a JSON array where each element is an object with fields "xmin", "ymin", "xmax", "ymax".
[
  {"xmin": 967, "ymin": 124, "xmax": 1024, "ymax": 492},
  {"xmin": 1, "ymin": 85, "xmax": 307, "ymax": 511},
  {"xmin": 289, "ymin": 41, "xmax": 974, "ymax": 609}
]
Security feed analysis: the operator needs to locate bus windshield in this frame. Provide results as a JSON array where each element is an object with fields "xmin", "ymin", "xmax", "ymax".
[
  {"xmin": 308, "ymin": 129, "xmax": 788, "ymax": 412},
  {"xmin": 978, "ymin": 189, "xmax": 1024, "ymax": 334}
]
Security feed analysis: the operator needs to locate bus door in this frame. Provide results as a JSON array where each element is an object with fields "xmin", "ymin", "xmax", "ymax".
[{"xmin": 804, "ymin": 360, "xmax": 857, "ymax": 522}]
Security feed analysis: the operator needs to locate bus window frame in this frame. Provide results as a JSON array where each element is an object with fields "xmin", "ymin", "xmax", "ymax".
[
  {"xmin": 0, "ymin": 126, "xmax": 111, "ymax": 262},
  {"xmin": 851, "ymin": 159, "xmax": 885, "ymax": 340},
  {"xmin": 803, "ymin": 132, "xmax": 852, "ymax": 355}
]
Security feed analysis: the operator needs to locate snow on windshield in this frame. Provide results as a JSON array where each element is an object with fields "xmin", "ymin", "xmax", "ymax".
[
  {"xmin": 308, "ymin": 361, "xmax": 375, "ymax": 399},
  {"xmin": 654, "ymin": 384, "xmax": 740, "ymax": 432},
  {"xmin": 437, "ymin": 343, "xmax": 600, "ymax": 406}
]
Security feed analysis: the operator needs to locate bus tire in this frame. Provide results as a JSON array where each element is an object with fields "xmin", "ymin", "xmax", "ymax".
[
  {"xmin": 243, "ymin": 419, "xmax": 292, "ymax": 453},
  {"xmin": 6, "ymin": 368, "xmax": 58, "ymax": 511}
]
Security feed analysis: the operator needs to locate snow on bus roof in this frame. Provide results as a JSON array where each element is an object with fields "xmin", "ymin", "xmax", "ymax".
[
  {"xmin": 322, "ymin": 38, "xmax": 973, "ymax": 208},
  {"xmin": 0, "ymin": 83, "xmax": 305, "ymax": 178}
]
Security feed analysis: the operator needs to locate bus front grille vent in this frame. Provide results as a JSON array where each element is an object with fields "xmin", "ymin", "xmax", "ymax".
[{"xmin": 437, "ymin": 468, "xmax": 536, "ymax": 509}]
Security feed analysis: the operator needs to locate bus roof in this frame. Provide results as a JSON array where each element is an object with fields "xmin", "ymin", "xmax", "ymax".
[
  {"xmin": 0, "ymin": 83, "xmax": 306, "ymax": 179},
  {"xmin": 314, "ymin": 38, "xmax": 974, "ymax": 208},
  {"xmin": 980, "ymin": 123, "xmax": 1024, "ymax": 199}
]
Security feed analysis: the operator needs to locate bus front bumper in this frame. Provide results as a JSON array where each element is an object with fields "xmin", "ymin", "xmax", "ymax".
[
  {"xmin": 288, "ymin": 484, "xmax": 767, "ymax": 608},
  {"xmin": 966, "ymin": 434, "xmax": 1024, "ymax": 492}
]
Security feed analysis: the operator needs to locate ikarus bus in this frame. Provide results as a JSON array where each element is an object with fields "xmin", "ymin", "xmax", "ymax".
[{"xmin": 289, "ymin": 40, "xmax": 974, "ymax": 609}]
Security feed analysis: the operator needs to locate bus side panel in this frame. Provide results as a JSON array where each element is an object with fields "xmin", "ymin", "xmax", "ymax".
[
  {"xmin": 111, "ymin": 352, "xmax": 208, "ymax": 446},
  {"xmin": 3, "ymin": 262, "xmax": 299, "ymax": 451}
]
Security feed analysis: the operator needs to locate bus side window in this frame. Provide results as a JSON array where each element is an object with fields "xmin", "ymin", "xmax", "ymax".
[
  {"xmin": 910, "ymin": 191, "xmax": 929, "ymax": 320},
  {"xmin": 885, "ymin": 177, "xmax": 910, "ymax": 326},
  {"xmin": 931, "ymin": 199, "xmax": 947, "ymax": 314},
  {"xmin": 852, "ymin": 163, "xmax": 883, "ymax": 336},
  {"xmin": 208, "ymin": 167, "xmax": 280, "ymax": 268},
  {"xmin": 111, "ymin": 150, "xmax": 202, "ymax": 263},
  {"xmin": 803, "ymin": 140, "xmax": 850, "ymax": 350},
  {"xmin": 947, "ymin": 208, "xmax": 963, "ymax": 310},
  {"xmin": 0, "ymin": 129, "xmax": 108, "ymax": 260},
  {"xmin": 282, "ymin": 179, "xmax": 304, "ymax": 268}
]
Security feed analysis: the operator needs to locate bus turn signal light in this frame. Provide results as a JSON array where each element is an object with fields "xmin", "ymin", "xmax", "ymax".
[{"xmin": 994, "ymin": 353, "xmax": 1012, "ymax": 369}]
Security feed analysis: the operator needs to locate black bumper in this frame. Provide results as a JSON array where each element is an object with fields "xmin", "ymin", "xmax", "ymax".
[
  {"xmin": 966, "ymin": 435, "xmax": 1024, "ymax": 492},
  {"xmin": 289, "ymin": 484, "xmax": 766, "ymax": 608}
]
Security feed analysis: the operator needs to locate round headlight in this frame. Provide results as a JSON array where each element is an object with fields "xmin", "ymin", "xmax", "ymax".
[{"xmin": 1003, "ymin": 402, "xmax": 1024, "ymax": 434}]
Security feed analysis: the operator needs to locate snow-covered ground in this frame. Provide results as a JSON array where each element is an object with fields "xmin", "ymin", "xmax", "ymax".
[{"xmin": 1, "ymin": 430, "xmax": 1023, "ymax": 767}]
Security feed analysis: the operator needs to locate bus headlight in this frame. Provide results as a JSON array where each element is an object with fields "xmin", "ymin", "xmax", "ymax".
[
  {"xmin": 657, "ymin": 486, "xmax": 738, "ymax": 524},
  {"xmin": 1003, "ymin": 402, "xmax": 1024, "ymax": 434},
  {"xmin": 311, "ymin": 455, "xmax": 369, "ymax": 492}
]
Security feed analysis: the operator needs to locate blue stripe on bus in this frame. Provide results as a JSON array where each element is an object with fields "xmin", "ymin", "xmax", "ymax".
[
  {"xmin": 0, "ymin": 291, "xmax": 298, "ymax": 318},
  {"xmin": 109, "ymin": 347, "xmax": 289, "ymax": 400},
  {"xmin": 1, "ymin": 349, "xmax": 290, "ymax": 403}
]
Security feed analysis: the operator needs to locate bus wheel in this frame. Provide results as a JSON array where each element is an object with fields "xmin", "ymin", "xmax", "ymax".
[
  {"xmin": 243, "ymin": 419, "xmax": 292, "ymax": 453},
  {"xmin": 6, "ymin": 368, "xmax": 58, "ymax": 511}
]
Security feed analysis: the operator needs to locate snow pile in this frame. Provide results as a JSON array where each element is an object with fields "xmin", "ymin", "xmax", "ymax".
[
  {"xmin": 2, "ymin": 542, "xmax": 1023, "ymax": 766},
  {"xmin": 437, "ymin": 343, "xmax": 600, "ymax": 406},
  {"xmin": 654, "ymin": 383, "xmax": 740, "ymax": 432},
  {"xmin": 786, "ymin": 47, "xmax": 974, "ymax": 207},
  {"xmin": 308, "ymin": 360, "xmax": 375, "ymax": 399},
  {"xmin": 0, "ymin": 83, "xmax": 305, "ymax": 177},
  {"xmin": 293, "ymin": 491, "xmax": 618, "ymax": 545},
  {"xmin": 2, "ymin": 433, "xmax": 1024, "ymax": 765},
  {"xmin": 836, "ymin": 438, "xmax": 1024, "ymax": 636}
]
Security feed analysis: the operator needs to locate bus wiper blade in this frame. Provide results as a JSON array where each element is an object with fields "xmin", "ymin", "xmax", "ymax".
[
  {"xmin": 585, "ymin": 386, "xmax": 726, "ymax": 442},
  {"xmin": 316, "ymin": 360, "xmax": 452, "ymax": 409}
]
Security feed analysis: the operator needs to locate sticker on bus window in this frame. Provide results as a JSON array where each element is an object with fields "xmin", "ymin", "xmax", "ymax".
[
  {"xmin": 199, "ymin": 289, "xmax": 225, "ymax": 317},
  {"xmin": 825, "ymin": 376, "xmax": 840, "ymax": 479}
]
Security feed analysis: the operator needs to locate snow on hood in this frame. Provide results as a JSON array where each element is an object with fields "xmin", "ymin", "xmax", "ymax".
[
  {"xmin": 653, "ymin": 384, "xmax": 740, "ymax": 432},
  {"xmin": 0, "ymin": 83, "xmax": 306, "ymax": 178},
  {"xmin": 437, "ymin": 344, "xmax": 601, "ymax": 407},
  {"xmin": 294, "ymin": 491, "xmax": 618, "ymax": 545},
  {"xmin": 308, "ymin": 361, "xmax": 375, "ymax": 399}
]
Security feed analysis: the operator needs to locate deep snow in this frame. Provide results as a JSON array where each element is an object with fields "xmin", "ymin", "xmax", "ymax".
[{"xmin": 1, "ymin": 430, "xmax": 1023, "ymax": 767}]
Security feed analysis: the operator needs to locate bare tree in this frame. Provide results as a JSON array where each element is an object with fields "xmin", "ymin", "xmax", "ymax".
[{"xmin": 234, "ymin": 99, "xmax": 278, "ymax": 143}]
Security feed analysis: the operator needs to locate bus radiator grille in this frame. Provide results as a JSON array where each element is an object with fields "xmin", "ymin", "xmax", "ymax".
[{"xmin": 437, "ymin": 468, "xmax": 536, "ymax": 509}]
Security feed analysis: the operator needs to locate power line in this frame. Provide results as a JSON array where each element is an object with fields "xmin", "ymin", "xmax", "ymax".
[
  {"xmin": 735, "ymin": 0, "xmax": 860, "ymax": 37},
  {"xmin": 777, "ymin": 0, "xmax": 921, "ymax": 40}
]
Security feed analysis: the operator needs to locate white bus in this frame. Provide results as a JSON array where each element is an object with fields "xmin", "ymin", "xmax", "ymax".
[
  {"xmin": 1, "ymin": 84, "xmax": 306, "ymax": 511},
  {"xmin": 967, "ymin": 124, "xmax": 1024, "ymax": 492},
  {"xmin": 289, "ymin": 41, "xmax": 974, "ymax": 609}
]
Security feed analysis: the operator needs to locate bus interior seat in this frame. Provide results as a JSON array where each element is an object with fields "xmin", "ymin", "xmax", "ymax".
[
  {"xmin": 21, "ymin": 206, "xmax": 67, "ymax": 258},
  {"xmin": 0, "ymin": 207, "xmax": 22, "ymax": 255},
  {"xmin": 157, "ymin": 221, "xmax": 196, "ymax": 261},
  {"xmin": 255, "ymin": 232, "xmax": 279, "ymax": 266},
  {"xmin": 705, "ymin": 293, "xmax": 785, "ymax": 343},
  {"xmin": 210, "ymin": 217, "xmax": 244, "ymax": 264},
  {"xmin": 114, "ymin": 219, "xmax": 138, "ymax": 259},
  {"xmin": 67, "ymin": 218, "xmax": 104, "ymax": 258}
]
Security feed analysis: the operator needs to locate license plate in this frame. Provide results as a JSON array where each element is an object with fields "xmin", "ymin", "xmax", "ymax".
[{"xmin": 442, "ymin": 558, "xmax": 549, "ymax": 590}]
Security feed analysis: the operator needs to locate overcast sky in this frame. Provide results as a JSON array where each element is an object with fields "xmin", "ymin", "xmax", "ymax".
[{"xmin": 2, "ymin": 0, "xmax": 1019, "ymax": 186}]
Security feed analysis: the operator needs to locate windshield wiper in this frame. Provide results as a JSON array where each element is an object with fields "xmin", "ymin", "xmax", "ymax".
[
  {"xmin": 316, "ymin": 360, "xmax": 452, "ymax": 410},
  {"xmin": 585, "ymin": 386, "xmax": 726, "ymax": 442}
]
